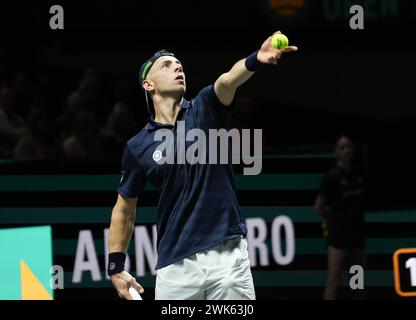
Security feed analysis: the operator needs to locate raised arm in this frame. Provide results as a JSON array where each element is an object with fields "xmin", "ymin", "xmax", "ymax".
[{"xmin": 214, "ymin": 31, "xmax": 298, "ymax": 106}]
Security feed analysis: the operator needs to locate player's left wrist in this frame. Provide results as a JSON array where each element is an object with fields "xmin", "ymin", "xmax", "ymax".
[{"xmin": 245, "ymin": 50, "xmax": 262, "ymax": 71}]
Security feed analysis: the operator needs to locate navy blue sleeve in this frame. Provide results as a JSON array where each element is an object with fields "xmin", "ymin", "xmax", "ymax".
[
  {"xmin": 117, "ymin": 146, "xmax": 146, "ymax": 198},
  {"xmin": 195, "ymin": 85, "xmax": 234, "ymax": 127}
]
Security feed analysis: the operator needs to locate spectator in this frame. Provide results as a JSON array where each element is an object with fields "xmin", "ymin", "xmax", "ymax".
[
  {"xmin": 62, "ymin": 109, "xmax": 103, "ymax": 157},
  {"xmin": 66, "ymin": 68, "xmax": 100, "ymax": 114},
  {"xmin": 65, "ymin": 67, "xmax": 110, "ymax": 127},
  {"xmin": 100, "ymin": 102, "xmax": 138, "ymax": 154},
  {"xmin": 314, "ymin": 134, "xmax": 366, "ymax": 300},
  {"xmin": 13, "ymin": 107, "xmax": 59, "ymax": 159},
  {"xmin": 12, "ymin": 72, "xmax": 33, "ymax": 117},
  {"xmin": 0, "ymin": 85, "xmax": 26, "ymax": 157}
]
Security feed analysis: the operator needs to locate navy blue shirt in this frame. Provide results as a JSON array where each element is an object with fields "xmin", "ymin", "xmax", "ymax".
[{"xmin": 118, "ymin": 85, "xmax": 247, "ymax": 269}]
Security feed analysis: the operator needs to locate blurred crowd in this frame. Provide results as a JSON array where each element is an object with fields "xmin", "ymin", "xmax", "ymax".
[
  {"xmin": 0, "ymin": 67, "xmax": 147, "ymax": 160},
  {"xmin": 0, "ymin": 67, "xmax": 258, "ymax": 160}
]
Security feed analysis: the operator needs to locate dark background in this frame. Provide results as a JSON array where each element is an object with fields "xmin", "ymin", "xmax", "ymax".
[
  {"xmin": 0, "ymin": 0, "xmax": 415, "ymax": 300},
  {"xmin": 1, "ymin": 0, "xmax": 415, "ymax": 209}
]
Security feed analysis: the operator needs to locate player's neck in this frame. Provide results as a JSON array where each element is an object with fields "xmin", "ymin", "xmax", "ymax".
[{"xmin": 153, "ymin": 95, "xmax": 182, "ymax": 126}]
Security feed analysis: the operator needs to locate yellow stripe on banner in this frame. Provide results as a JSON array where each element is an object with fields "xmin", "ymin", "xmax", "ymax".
[{"xmin": 20, "ymin": 260, "xmax": 52, "ymax": 300}]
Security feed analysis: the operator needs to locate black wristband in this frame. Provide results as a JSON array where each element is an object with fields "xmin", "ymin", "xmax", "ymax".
[
  {"xmin": 108, "ymin": 252, "xmax": 126, "ymax": 276},
  {"xmin": 245, "ymin": 50, "xmax": 261, "ymax": 72}
]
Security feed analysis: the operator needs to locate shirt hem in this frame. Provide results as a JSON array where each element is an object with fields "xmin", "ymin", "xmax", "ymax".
[{"xmin": 155, "ymin": 232, "xmax": 246, "ymax": 270}]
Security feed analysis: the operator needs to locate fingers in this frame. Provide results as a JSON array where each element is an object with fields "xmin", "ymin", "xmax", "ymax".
[
  {"xmin": 268, "ymin": 56, "xmax": 278, "ymax": 65},
  {"xmin": 113, "ymin": 271, "xmax": 144, "ymax": 299},
  {"xmin": 131, "ymin": 278, "xmax": 144, "ymax": 294},
  {"xmin": 271, "ymin": 46, "xmax": 298, "ymax": 64},
  {"xmin": 283, "ymin": 46, "xmax": 298, "ymax": 52},
  {"xmin": 119, "ymin": 270, "xmax": 134, "ymax": 282},
  {"xmin": 121, "ymin": 271, "xmax": 144, "ymax": 294},
  {"xmin": 116, "ymin": 285, "xmax": 133, "ymax": 300},
  {"xmin": 114, "ymin": 280, "xmax": 132, "ymax": 300},
  {"xmin": 119, "ymin": 289, "xmax": 133, "ymax": 300}
]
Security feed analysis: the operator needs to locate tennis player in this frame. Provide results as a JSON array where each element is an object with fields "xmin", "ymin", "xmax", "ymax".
[{"xmin": 107, "ymin": 32, "xmax": 298, "ymax": 300}]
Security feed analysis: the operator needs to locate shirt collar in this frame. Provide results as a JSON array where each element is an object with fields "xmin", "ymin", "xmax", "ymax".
[{"xmin": 145, "ymin": 99, "xmax": 190, "ymax": 131}]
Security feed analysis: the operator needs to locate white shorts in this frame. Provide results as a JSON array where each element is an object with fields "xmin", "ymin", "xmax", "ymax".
[{"xmin": 155, "ymin": 236, "xmax": 256, "ymax": 300}]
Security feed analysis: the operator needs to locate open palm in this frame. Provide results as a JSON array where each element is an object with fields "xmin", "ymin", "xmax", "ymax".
[{"xmin": 257, "ymin": 31, "xmax": 298, "ymax": 65}]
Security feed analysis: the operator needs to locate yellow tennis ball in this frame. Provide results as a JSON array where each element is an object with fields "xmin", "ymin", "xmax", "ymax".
[{"xmin": 272, "ymin": 34, "xmax": 289, "ymax": 50}]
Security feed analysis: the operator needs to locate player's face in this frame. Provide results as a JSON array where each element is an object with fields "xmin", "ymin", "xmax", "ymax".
[
  {"xmin": 336, "ymin": 136, "xmax": 354, "ymax": 163},
  {"xmin": 146, "ymin": 56, "xmax": 186, "ymax": 96}
]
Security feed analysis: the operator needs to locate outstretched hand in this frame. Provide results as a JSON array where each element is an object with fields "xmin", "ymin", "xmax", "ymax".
[
  {"xmin": 111, "ymin": 271, "xmax": 144, "ymax": 300},
  {"xmin": 257, "ymin": 31, "xmax": 298, "ymax": 65}
]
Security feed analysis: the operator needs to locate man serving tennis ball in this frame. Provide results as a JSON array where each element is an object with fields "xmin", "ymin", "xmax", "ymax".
[{"xmin": 107, "ymin": 31, "xmax": 298, "ymax": 300}]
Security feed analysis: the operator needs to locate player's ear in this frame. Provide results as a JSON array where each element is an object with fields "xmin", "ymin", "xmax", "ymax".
[{"xmin": 142, "ymin": 79, "xmax": 154, "ymax": 92}]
